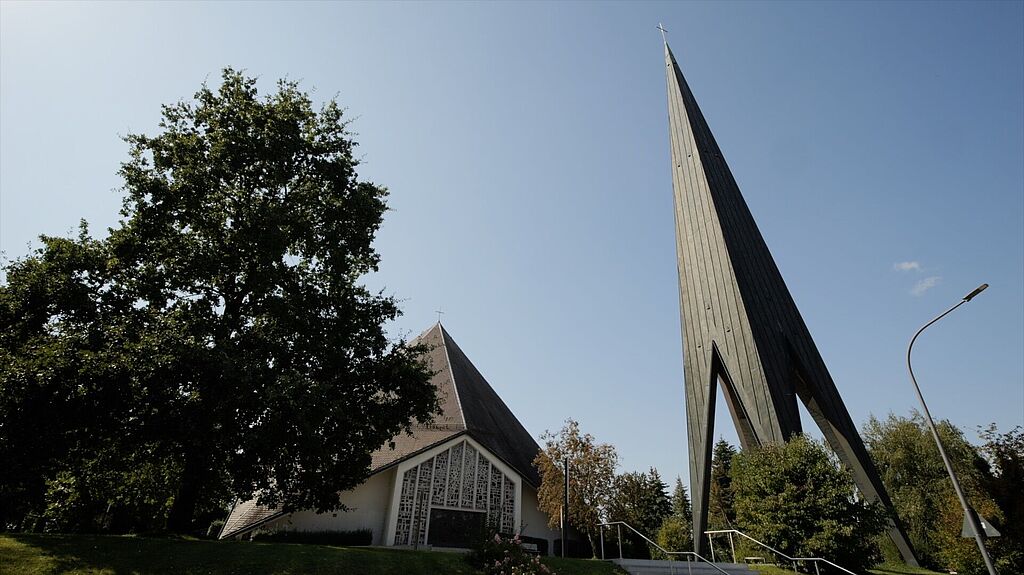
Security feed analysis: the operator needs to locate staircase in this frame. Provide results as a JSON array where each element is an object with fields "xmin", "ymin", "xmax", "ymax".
[
  {"xmin": 597, "ymin": 522, "xmax": 749, "ymax": 575},
  {"xmin": 610, "ymin": 558, "xmax": 753, "ymax": 575}
]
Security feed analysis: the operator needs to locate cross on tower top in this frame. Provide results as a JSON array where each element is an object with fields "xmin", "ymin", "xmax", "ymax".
[{"xmin": 657, "ymin": 23, "xmax": 668, "ymax": 44}]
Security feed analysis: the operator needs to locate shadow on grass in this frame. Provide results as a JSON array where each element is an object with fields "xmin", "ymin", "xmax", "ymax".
[{"xmin": 1, "ymin": 534, "xmax": 479, "ymax": 575}]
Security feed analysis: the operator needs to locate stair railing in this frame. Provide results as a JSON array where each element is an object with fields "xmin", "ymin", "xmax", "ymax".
[
  {"xmin": 597, "ymin": 521, "xmax": 731, "ymax": 575},
  {"xmin": 704, "ymin": 529, "xmax": 856, "ymax": 575}
]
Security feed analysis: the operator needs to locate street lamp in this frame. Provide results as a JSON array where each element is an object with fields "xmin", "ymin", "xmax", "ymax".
[
  {"xmin": 562, "ymin": 458, "xmax": 569, "ymax": 558},
  {"xmin": 906, "ymin": 283, "xmax": 996, "ymax": 575}
]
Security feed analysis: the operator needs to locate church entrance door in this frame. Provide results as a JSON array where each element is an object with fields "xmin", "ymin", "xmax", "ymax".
[{"xmin": 427, "ymin": 508, "xmax": 486, "ymax": 548}]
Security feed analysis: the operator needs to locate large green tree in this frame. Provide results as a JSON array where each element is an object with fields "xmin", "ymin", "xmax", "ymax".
[
  {"xmin": 864, "ymin": 413, "xmax": 1014, "ymax": 574},
  {"xmin": 978, "ymin": 425, "xmax": 1024, "ymax": 572},
  {"xmin": 607, "ymin": 467, "xmax": 671, "ymax": 558},
  {"xmin": 730, "ymin": 435, "xmax": 888, "ymax": 571},
  {"xmin": 0, "ymin": 228, "xmax": 131, "ymax": 529},
  {"xmin": 0, "ymin": 69, "xmax": 438, "ymax": 533}
]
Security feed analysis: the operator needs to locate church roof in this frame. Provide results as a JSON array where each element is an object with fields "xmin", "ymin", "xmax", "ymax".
[
  {"xmin": 219, "ymin": 323, "xmax": 541, "ymax": 539},
  {"xmin": 423, "ymin": 323, "xmax": 542, "ymax": 486},
  {"xmin": 359, "ymin": 322, "xmax": 542, "ymax": 483}
]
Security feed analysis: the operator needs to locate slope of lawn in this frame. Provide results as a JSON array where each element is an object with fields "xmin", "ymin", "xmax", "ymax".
[
  {"xmin": 751, "ymin": 562, "xmax": 946, "ymax": 575},
  {"xmin": 0, "ymin": 534, "xmax": 627, "ymax": 575},
  {"xmin": 868, "ymin": 563, "xmax": 948, "ymax": 575}
]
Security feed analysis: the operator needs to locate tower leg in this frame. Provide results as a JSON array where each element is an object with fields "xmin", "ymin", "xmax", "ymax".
[
  {"xmin": 794, "ymin": 370, "xmax": 920, "ymax": 566},
  {"xmin": 687, "ymin": 354, "xmax": 718, "ymax": 557}
]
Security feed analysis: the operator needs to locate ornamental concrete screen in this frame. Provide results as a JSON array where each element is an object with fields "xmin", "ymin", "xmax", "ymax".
[{"xmin": 662, "ymin": 42, "xmax": 919, "ymax": 565}]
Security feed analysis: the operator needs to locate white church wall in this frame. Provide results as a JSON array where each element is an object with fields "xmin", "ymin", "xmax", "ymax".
[
  {"xmin": 250, "ymin": 434, "xmax": 542, "ymax": 551},
  {"xmin": 261, "ymin": 468, "xmax": 397, "ymax": 545},
  {"xmin": 520, "ymin": 483, "xmax": 559, "ymax": 554}
]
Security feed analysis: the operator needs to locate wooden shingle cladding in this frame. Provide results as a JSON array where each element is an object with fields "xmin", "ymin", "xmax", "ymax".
[
  {"xmin": 219, "ymin": 323, "xmax": 541, "ymax": 539},
  {"xmin": 663, "ymin": 43, "xmax": 918, "ymax": 564}
]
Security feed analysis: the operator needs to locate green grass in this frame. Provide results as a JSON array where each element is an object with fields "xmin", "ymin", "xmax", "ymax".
[
  {"xmin": 749, "ymin": 566, "xmax": 799, "ymax": 575},
  {"xmin": 0, "ymin": 534, "xmax": 627, "ymax": 575},
  {"xmin": 868, "ymin": 563, "xmax": 947, "ymax": 575},
  {"xmin": 750, "ymin": 562, "xmax": 947, "ymax": 575}
]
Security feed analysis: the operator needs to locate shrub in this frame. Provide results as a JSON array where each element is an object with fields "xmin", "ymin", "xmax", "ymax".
[
  {"xmin": 731, "ymin": 435, "xmax": 887, "ymax": 572},
  {"xmin": 469, "ymin": 532, "xmax": 557, "ymax": 575},
  {"xmin": 654, "ymin": 516, "xmax": 692, "ymax": 558}
]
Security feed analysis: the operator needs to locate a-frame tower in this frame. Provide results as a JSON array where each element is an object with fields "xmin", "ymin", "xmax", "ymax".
[{"xmin": 663, "ymin": 41, "xmax": 918, "ymax": 564}]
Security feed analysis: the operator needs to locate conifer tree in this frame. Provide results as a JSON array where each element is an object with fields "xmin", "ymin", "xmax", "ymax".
[
  {"xmin": 671, "ymin": 476, "xmax": 692, "ymax": 526},
  {"xmin": 708, "ymin": 438, "xmax": 737, "ymax": 529}
]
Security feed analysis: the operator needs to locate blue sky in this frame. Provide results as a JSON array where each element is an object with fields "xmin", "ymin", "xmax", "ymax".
[{"xmin": 2, "ymin": 1, "xmax": 1022, "ymax": 488}]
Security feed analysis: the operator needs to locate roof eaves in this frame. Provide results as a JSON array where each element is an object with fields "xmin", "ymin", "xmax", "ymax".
[
  {"xmin": 218, "ymin": 509, "xmax": 289, "ymax": 540},
  {"xmin": 464, "ymin": 429, "xmax": 540, "ymax": 489},
  {"xmin": 371, "ymin": 429, "xmax": 469, "ymax": 475}
]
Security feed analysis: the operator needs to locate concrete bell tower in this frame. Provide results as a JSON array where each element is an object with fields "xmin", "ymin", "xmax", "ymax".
[{"xmin": 663, "ymin": 40, "xmax": 918, "ymax": 565}]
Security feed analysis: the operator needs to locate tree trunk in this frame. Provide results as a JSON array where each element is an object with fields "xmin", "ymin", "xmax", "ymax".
[{"xmin": 166, "ymin": 449, "xmax": 205, "ymax": 533}]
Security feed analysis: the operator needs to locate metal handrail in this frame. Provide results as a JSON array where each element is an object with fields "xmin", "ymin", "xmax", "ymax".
[
  {"xmin": 598, "ymin": 521, "xmax": 731, "ymax": 575},
  {"xmin": 704, "ymin": 529, "xmax": 856, "ymax": 575}
]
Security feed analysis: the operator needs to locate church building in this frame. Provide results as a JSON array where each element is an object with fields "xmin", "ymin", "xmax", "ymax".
[{"xmin": 218, "ymin": 323, "xmax": 559, "ymax": 552}]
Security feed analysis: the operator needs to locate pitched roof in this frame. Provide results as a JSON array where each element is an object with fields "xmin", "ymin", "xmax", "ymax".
[
  {"xmin": 432, "ymin": 323, "xmax": 542, "ymax": 487},
  {"xmin": 369, "ymin": 322, "xmax": 541, "ymax": 484},
  {"xmin": 219, "ymin": 323, "xmax": 541, "ymax": 539}
]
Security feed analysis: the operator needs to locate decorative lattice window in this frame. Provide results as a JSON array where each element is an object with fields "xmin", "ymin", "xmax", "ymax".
[
  {"xmin": 394, "ymin": 440, "xmax": 519, "ymax": 545},
  {"xmin": 487, "ymin": 464, "xmax": 503, "ymax": 529},
  {"xmin": 395, "ymin": 467, "xmax": 417, "ymax": 545},
  {"xmin": 431, "ymin": 450, "xmax": 449, "ymax": 505},
  {"xmin": 474, "ymin": 452, "xmax": 489, "ymax": 511},
  {"xmin": 461, "ymin": 444, "xmax": 477, "ymax": 509},
  {"xmin": 414, "ymin": 461, "xmax": 433, "ymax": 545},
  {"xmin": 501, "ymin": 476, "xmax": 516, "ymax": 533},
  {"xmin": 446, "ymin": 442, "xmax": 464, "ymax": 507}
]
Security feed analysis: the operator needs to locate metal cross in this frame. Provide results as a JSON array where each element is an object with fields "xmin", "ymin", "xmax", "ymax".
[
  {"xmin": 657, "ymin": 23, "xmax": 668, "ymax": 43},
  {"xmin": 435, "ymin": 308, "xmax": 445, "ymax": 323}
]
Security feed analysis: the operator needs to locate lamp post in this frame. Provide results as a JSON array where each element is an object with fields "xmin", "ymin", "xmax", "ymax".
[
  {"xmin": 562, "ymin": 457, "xmax": 569, "ymax": 558},
  {"xmin": 906, "ymin": 283, "xmax": 996, "ymax": 575}
]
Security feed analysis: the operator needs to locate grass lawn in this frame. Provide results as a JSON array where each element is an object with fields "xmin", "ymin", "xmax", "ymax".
[
  {"xmin": 750, "ymin": 562, "xmax": 947, "ymax": 575},
  {"xmin": 868, "ymin": 563, "xmax": 948, "ymax": 575},
  {"xmin": 0, "ymin": 534, "xmax": 627, "ymax": 575}
]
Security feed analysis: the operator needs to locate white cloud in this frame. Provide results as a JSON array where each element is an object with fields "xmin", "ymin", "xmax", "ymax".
[
  {"xmin": 894, "ymin": 261, "xmax": 922, "ymax": 272},
  {"xmin": 911, "ymin": 276, "xmax": 941, "ymax": 296}
]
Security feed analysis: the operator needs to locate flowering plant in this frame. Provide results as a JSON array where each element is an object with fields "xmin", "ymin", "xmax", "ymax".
[{"xmin": 468, "ymin": 532, "xmax": 555, "ymax": 575}]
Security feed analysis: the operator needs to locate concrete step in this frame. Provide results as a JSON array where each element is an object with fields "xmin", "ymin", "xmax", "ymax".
[{"xmin": 609, "ymin": 558, "xmax": 753, "ymax": 575}]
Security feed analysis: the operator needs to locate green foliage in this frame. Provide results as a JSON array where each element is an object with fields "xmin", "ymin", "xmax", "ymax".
[
  {"xmin": 469, "ymin": 532, "xmax": 557, "ymax": 575},
  {"xmin": 534, "ymin": 419, "xmax": 618, "ymax": 558},
  {"xmin": 730, "ymin": 435, "xmax": 888, "ymax": 571},
  {"xmin": 708, "ymin": 439, "xmax": 736, "ymax": 530},
  {"xmin": 607, "ymin": 468, "xmax": 671, "ymax": 559},
  {"xmin": 670, "ymin": 477, "xmax": 692, "ymax": 526},
  {"xmin": 0, "ymin": 226, "xmax": 127, "ymax": 528},
  {"xmin": 40, "ymin": 446, "xmax": 184, "ymax": 533},
  {"xmin": 0, "ymin": 68, "xmax": 437, "ymax": 533},
  {"xmin": 863, "ymin": 413, "xmax": 1014, "ymax": 574},
  {"xmin": 654, "ymin": 516, "xmax": 691, "ymax": 557},
  {"xmin": 650, "ymin": 476, "xmax": 693, "ymax": 558},
  {"xmin": 607, "ymin": 468, "xmax": 671, "ymax": 536},
  {"xmin": 978, "ymin": 424, "xmax": 1024, "ymax": 573},
  {"xmin": 647, "ymin": 476, "xmax": 696, "ymax": 556}
]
